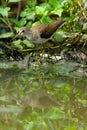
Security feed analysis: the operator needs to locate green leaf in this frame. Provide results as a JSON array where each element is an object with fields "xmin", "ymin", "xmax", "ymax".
[
  {"xmin": 20, "ymin": 8, "xmax": 35, "ymax": 21},
  {"xmin": 19, "ymin": 18, "xmax": 27, "ymax": 26},
  {"xmin": 23, "ymin": 39, "xmax": 35, "ymax": 48},
  {"xmin": 10, "ymin": 18, "xmax": 26, "ymax": 27},
  {"xmin": 40, "ymin": 16, "xmax": 53, "ymax": 23},
  {"xmin": 28, "ymin": 0, "xmax": 36, "ymax": 7},
  {"xmin": 53, "ymin": 31, "xmax": 65, "ymax": 42},
  {"xmin": 0, "ymin": 7, "xmax": 10, "ymax": 17},
  {"xmin": 8, "ymin": 0, "xmax": 21, "ymax": 2},
  {"xmin": 12, "ymin": 39, "xmax": 23, "ymax": 49},
  {"xmin": 36, "ymin": 6, "xmax": 48, "ymax": 16},
  {"xmin": 36, "ymin": 3, "xmax": 51, "ymax": 16},
  {"xmin": 49, "ymin": 0, "xmax": 58, "ymax": 8},
  {"xmin": 51, "ymin": 7, "xmax": 63, "ymax": 17},
  {"xmin": 0, "ymin": 32, "xmax": 13, "ymax": 38}
]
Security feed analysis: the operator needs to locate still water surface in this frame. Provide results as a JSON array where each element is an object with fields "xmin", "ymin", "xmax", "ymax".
[{"xmin": 0, "ymin": 65, "xmax": 87, "ymax": 130}]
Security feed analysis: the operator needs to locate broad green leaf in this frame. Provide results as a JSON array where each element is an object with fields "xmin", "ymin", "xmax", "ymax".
[
  {"xmin": 23, "ymin": 39, "xmax": 35, "ymax": 48},
  {"xmin": 20, "ymin": 8, "xmax": 35, "ymax": 21},
  {"xmin": 35, "ymin": 3, "xmax": 51, "ymax": 16},
  {"xmin": 19, "ymin": 18, "xmax": 27, "ymax": 26},
  {"xmin": 0, "ymin": 7, "xmax": 10, "ymax": 17},
  {"xmin": 53, "ymin": 31, "xmax": 65, "ymax": 42},
  {"xmin": 49, "ymin": 0, "xmax": 59, "ymax": 8},
  {"xmin": 32, "ymin": 21, "xmax": 41, "ymax": 26},
  {"xmin": 12, "ymin": 39, "xmax": 23, "ymax": 49},
  {"xmin": 36, "ymin": 6, "xmax": 48, "ymax": 16},
  {"xmin": 10, "ymin": 18, "xmax": 26, "ymax": 27},
  {"xmin": 51, "ymin": 7, "xmax": 63, "ymax": 17},
  {"xmin": 8, "ymin": 0, "xmax": 21, "ymax": 2},
  {"xmin": 40, "ymin": 16, "xmax": 53, "ymax": 23},
  {"xmin": 28, "ymin": 0, "xmax": 36, "ymax": 7},
  {"xmin": 0, "ymin": 32, "xmax": 13, "ymax": 38}
]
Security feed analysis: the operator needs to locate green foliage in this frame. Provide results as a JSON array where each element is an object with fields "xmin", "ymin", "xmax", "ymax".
[
  {"xmin": 0, "ymin": 0, "xmax": 87, "ymax": 48},
  {"xmin": 20, "ymin": 8, "xmax": 35, "ymax": 23},
  {"xmin": 0, "ymin": 6, "xmax": 10, "ymax": 17},
  {"xmin": 27, "ymin": 0, "xmax": 36, "ymax": 7},
  {"xmin": 0, "ymin": 0, "xmax": 64, "ymax": 28},
  {"xmin": 0, "ymin": 32, "xmax": 13, "ymax": 38},
  {"xmin": 8, "ymin": 0, "xmax": 21, "ymax": 2}
]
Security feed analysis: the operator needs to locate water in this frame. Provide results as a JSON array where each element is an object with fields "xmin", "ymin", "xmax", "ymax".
[{"xmin": 0, "ymin": 64, "xmax": 87, "ymax": 130}]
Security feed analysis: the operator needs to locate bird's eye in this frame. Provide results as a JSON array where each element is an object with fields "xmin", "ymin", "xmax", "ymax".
[{"xmin": 22, "ymin": 30, "xmax": 25, "ymax": 33}]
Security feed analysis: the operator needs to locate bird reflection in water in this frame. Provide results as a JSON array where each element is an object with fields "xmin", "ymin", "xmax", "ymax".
[{"xmin": 21, "ymin": 89, "xmax": 59, "ymax": 109}]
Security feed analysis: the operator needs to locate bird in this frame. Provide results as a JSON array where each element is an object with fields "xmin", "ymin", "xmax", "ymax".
[{"xmin": 14, "ymin": 19, "xmax": 64, "ymax": 44}]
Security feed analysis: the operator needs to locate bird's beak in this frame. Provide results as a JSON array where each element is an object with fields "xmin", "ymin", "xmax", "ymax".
[{"xmin": 11, "ymin": 32, "xmax": 20, "ymax": 41}]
